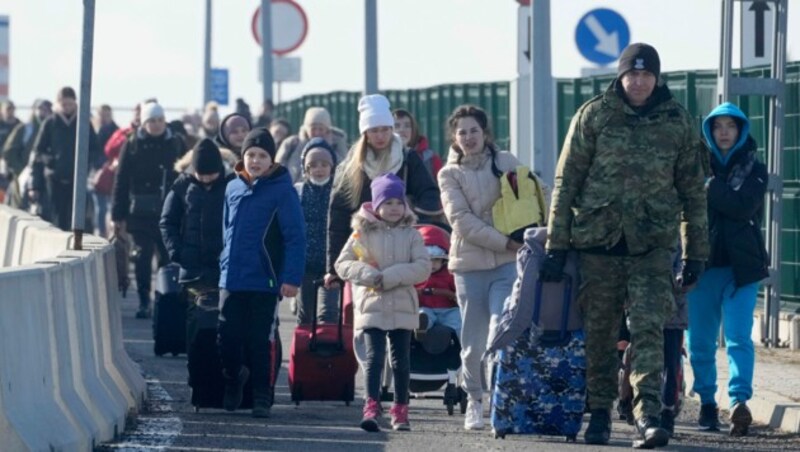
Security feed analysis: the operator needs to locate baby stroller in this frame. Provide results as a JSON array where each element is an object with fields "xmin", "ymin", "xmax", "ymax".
[
  {"xmin": 408, "ymin": 323, "xmax": 467, "ymax": 415},
  {"xmin": 408, "ymin": 224, "xmax": 466, "ymax": 414}
]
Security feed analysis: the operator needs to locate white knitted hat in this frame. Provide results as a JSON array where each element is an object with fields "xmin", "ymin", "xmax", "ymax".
[
  {"xmin": 358, "ymin": 94, "xmax": 393, "ymax": 134},
  {"xmin": 140, "ymin": 101, "xmax": 165, "ymax": 124}
]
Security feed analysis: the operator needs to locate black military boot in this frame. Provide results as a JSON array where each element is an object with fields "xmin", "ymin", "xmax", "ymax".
[
  {"xmin": 634, "ymin": 416, "xmax": 670, "ymax": 449},
  {"xmin": 584, "ymin": 408, "xmax": 612, "ymax": 445},
  {"xmin": 223, "ymin": 367, "xmax": 250, "ymax": 412},
  {"xmin": 698, "ymin": 403, "xmax": 720, "ymax": 431},
  {"xmin": 660, "ymin": 408, "xmax": 675, "ymax": 437}
]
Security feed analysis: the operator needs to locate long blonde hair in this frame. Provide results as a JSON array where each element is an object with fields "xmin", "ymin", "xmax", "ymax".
[{"xmin": 336, "ymin": 134, "xmax": 371, "ymax": 209}]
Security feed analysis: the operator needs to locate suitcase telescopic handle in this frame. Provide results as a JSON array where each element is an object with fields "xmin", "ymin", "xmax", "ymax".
[
  {"xmin": 309, "ymin": 279, "xmax": 346, "ymax": 352},
  {"xmin": 533, "ymin": 274, "xmax": 573, "ymax": 342}
]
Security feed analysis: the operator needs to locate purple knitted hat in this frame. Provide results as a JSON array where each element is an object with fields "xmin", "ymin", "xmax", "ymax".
[{"xmin": 371, "ymin": 173, "xmax": 406, "ymax": 210}]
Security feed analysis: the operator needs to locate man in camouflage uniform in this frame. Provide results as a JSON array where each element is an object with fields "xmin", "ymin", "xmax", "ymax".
[{"xmin": 540, "ymin": 43, "xmax": 709, "ymax": 449}]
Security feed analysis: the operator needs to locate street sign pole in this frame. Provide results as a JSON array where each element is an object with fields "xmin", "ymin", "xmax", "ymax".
[
  {"xmin": 530, "ymin": 0, "xmax": 556, "ymax": 186},
  {"xmin": 72, "ymin": 0, "xmax": 95, "ymax": 250},
  {"xmin": 261, "ymin": 0, "xmax": 274, "ymax": 104},
  {"xmin": 364, "ymin": 0, "xmax": 378, "ymax": 95},
  {"xmin": 203, "ymin": 0, "xmax": 212, "ymax": 105}
]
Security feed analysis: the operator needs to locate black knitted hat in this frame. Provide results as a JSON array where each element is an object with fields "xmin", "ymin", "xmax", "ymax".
[
  {"xmin": 241, "ymin": 127, "xmax": 276, "ymax": 160},
  {"xmin": 192, "ymin": 138, "xmax": 223, "ymax": 175},
  {"xmin": 617, "ymin": 43, "xmax": 661, "ymax": 79}
]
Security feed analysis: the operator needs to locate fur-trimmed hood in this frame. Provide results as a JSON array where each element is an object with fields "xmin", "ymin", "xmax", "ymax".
[
  {"xmin": 351, "ymin": 202, "xmax": 417, "ymax": 232},
  {"xmin": 174, "ymin": 146, "xmax": 240, "ymax": 174}
]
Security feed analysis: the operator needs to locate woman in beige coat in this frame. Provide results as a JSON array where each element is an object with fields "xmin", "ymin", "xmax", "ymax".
[
  {"xmin": 438, "ymin": 105, "xmax": 548, "ymax": 430},
  {"xmin": 335, "ymin": 173, "xmax": 430, "ymax": 433}
]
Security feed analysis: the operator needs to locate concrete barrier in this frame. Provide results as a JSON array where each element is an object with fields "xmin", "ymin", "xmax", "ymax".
[
  {"xmin": 0, "ymin": 266, "xmax": 89, "ymax": 451},
  {"xmin": 0, "ymin": 206, "xmax": 146, "ymax": 451}
]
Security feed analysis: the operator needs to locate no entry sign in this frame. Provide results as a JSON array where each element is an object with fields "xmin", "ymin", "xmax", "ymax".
[{"xmin": 252, "ymin": 0, "xmax": 308, "ymax": 56}]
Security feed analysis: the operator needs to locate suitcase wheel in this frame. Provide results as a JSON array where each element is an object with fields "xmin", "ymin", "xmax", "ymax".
[
  {"xmin": 194, "ymin": 406, "xmax": 200, "ymax": 413},
  {"xmin": 565, "ymin": 434, "xmax": 577, "ymax": 442},
  {"xmin": 345, "ymin": 400, "xmax": 351, "ymax": 407},
  {"xmin": 171, "ymin": 352, "xmax": 180, "ymax": 357},
  {"xmin": 493, "ymin": 429, "xmax": 506, "ymax": 440},
  {"xmin": 294, "ymin": 401, "xmax": 300, "ymax": 406}
]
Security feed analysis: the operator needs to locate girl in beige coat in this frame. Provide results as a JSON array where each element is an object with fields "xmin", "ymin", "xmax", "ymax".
[
  {"xmin": 335, "ymin": 173, "xmax": 430, "ymax": 433},
  {"xmin": 438, "ymin": 105, "xmax": 549, "ymax": 430}
]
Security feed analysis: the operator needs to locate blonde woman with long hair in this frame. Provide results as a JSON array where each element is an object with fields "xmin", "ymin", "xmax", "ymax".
[{"xmin": 324, "ymin": 94, "xmax": 441, "ymax": 287}]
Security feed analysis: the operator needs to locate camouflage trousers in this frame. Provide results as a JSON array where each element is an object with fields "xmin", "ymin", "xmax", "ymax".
[{"xmin": 578, "ymin": 248, "xmax": 674, "ymax": 419}]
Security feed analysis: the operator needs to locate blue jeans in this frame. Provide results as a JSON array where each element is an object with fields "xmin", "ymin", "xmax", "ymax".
[
  {"xmin": 687, "ymin": 267, "xmax": 758, "ymax": 408},
  {"xmin": 419, "ymin": 307, "xmax": 462, "ymax": 340}
]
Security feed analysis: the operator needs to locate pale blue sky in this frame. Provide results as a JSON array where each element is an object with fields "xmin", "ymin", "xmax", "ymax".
[{"xmin": 2, "ymin": 0, "xmax": 798, "ymax": 119}]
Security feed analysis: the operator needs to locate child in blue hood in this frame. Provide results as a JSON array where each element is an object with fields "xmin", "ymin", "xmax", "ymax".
[
  {"xmin": 218, "ymin": 127, "xmax": 306, "ymax": 418},
  {"xmin": 686, "ymin": 102, "xmax": 768, "ymax": 437},
  {"xmin": 294, "ymin": 137, "xmax": 339, "ymax": 325}
]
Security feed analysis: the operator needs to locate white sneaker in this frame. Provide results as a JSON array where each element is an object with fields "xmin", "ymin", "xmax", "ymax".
[{"xmin": 464, "ymin": 400, "xmax": 485, "ymax": 430}]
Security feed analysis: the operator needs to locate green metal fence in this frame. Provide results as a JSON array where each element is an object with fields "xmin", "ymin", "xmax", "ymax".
[
  {"xmin": 276, "ymin": 62, "xmax": 800, "ymax": 305},
  {"xmin": 275, "ymin": 83, "xmax": 511, "ymax": 157}
]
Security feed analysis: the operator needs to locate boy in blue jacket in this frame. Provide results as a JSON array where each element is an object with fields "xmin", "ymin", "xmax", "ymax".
[{"xmin": 218, "ymin": 127, "xmax": 306, "ymax": 418}]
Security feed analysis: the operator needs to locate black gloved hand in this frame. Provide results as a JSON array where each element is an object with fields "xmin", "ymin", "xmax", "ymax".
[
  {"xmin": 540, "ymin": 249, "xmax": 568, "ymax": 282},
  {"xmin": 681, "ymin": 259, "xmax": 704, "ymax": 288}
]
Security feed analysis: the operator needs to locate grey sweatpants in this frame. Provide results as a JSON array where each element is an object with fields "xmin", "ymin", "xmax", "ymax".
[{"xmin": 454, "ymin": 262, "xmax": 516, "ymax": 402}]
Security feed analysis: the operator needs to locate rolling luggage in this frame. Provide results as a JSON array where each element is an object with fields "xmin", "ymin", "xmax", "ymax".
[
  {"xmin": 288, "ymin": 281, "xmax": 357, "ymax": 405},
  {"xmin": 153, "ymin": 264, "xmax": 187, "ymax": 356},
  {"xmin": 188, "ymin": 290, "xmax": 282, "ymax": 411},
  {"xmin": 491, "ymin": 276, "xmax": 586, "ymax": 441}
]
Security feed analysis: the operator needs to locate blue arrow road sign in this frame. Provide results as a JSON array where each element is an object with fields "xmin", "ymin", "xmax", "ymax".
[
  {"xmin": 210, "ymin": 68, "xmax": 229, "ymax": 106},
  {"xmin": 575, "ymin": 8, "xmax": 630, "ymax": 66}
]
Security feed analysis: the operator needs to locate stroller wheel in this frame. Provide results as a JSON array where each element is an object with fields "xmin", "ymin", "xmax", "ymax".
[{"xmin": 459, "ymin": 388, "xmax": 468, "ymax": 414}]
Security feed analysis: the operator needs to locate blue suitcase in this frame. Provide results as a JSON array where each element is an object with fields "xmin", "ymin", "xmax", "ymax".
[{"xmin": 491, "ymin": 277, "xmax": 586, "ymax": 441}]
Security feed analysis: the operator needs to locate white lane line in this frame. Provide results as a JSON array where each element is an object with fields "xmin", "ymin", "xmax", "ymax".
[
  {"xmin": 124, "ymin": 339, "xmax": 155, "ymax": 344},
  {"xmin": 164, "ymin": 432, "xmax": 386, "ymax": 445},
  {"xmin": 182, "ymin": 419, "xmax": 360, "ymax": 431}
]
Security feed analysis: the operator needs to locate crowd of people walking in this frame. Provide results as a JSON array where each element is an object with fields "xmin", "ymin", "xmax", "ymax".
[{"xmin": 0, "ymin": 42, "xmax": 769, "ymax": 449}]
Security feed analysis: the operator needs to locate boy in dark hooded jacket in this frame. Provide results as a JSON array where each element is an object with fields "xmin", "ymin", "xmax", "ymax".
[{"xmin": 218, "ymin": 128, "xmax": 306, "ymax": 418}]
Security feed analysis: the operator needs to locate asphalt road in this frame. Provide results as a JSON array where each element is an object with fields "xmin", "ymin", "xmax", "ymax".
[{"xmin": 98, "ymin": 290, "xmax": 800, "ymax": 452}]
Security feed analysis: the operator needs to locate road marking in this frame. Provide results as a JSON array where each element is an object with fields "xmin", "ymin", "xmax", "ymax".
[{"xmin": 124, "ymin": 339, "xmax": 155, "ymax": 344}]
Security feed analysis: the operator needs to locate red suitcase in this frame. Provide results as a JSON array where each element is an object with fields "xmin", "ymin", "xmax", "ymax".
[{"xmin": 288, "ymin": 281, "xmax": 358, "ymax": 405}]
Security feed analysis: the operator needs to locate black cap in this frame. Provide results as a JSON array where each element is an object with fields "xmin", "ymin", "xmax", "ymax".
[
  {"xmin": 241, "ymin": 127, "xmax": 276, "ymax": 159},
  {"xmin": 617, "ymin": 43, "xmax": 660, "ymax": 79},
  {"xmin": 192, "ymin": 138, "xmax": 224, "ymax": 175}
]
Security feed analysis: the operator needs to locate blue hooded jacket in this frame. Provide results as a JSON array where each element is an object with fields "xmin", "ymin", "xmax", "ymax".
[
  {"xmin": 700, "ymin": 103, "xmax": 769, "ymax": 286},
  {"xmin": 702, "ymin": 102, "xmax": 751, "ymax": 166},
  {"xmin": 219, "ymin": 163, "xmax": 306, "ymax": 292}
]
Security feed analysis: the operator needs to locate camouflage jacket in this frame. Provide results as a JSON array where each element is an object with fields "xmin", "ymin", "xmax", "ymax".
[{"xmin": 546, "ymin": 81, "xmax": 709, "ymax": 261}]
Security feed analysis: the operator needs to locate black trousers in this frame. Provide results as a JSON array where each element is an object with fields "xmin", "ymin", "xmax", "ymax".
[
  {"xmin": 662, "ymin": 329, "xmax": 684, "ymax": 409},
  {"xmin": 130, "ymin": 224, "xmax": 168, "ymax": 306},
  {"xmin": 217, "ymin": 290, "xmax": 278, "ymax": 401},
  {"xmin": 46, "ymin": 176, "xmax": 73, "ymax": 231},
  {"xmin": 363, "ymin": 328, "xmax": 412, "ymax": 404}
]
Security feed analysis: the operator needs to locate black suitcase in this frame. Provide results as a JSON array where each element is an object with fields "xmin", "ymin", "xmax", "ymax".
[
  {"xmin": 153, "ymin": 264, "xmax": 187, "ymax": 356},
  {"xmin": 188, "ymin": 291, "xmax": 283, "ymax": 411}
]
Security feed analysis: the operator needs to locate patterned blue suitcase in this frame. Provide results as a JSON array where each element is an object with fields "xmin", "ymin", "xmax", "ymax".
[{"xmin": 490, "ymin": 277, "xmax": 586, "ymax": 441}]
